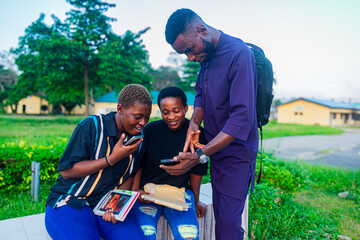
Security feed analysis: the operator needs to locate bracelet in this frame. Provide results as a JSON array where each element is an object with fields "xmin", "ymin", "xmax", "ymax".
[{"xmin": 105, "ymin": 156, "xmax": 113, "ymax": 167}]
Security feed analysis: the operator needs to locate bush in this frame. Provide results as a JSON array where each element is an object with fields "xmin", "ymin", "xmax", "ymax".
[
  {"xmin": 0, "ymin": 139, "xmax": 67, "ymax": 192},
  {"xmin": 256, "ymin": 153, "xmax": 303, "ymax": 193},
  {"xmin": 249, "ymin": 183, "xmax": 339, "ymax": 239}
]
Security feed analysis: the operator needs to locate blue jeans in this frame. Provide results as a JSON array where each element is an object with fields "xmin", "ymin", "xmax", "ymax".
[
  {"xmin": 45, "ymin": 205, "xmax": 143, "ymax": 240},
  {"xmin": 134, "ymin": 189, "xmax": 199, "ymax": 240}
]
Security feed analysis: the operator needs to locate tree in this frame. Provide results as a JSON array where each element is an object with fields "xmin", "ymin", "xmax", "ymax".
[
  {"xmin": 97, "ymin": 29, "xmax": 152, "ymax": 95},
  {"xmin": 12, "ymin": 1, "xmax": 152, "ymax": 115},
  {"xmin": 179, "ymin": 60, "xmax": 200, "ymax": 93},
  {"xmin": 0, "ymin": 65, "xmax": 17, "ymax": 112},
  {"xmin": 64, "ymin": 0, "xmax": 116, "ymax": 116},
  {"xmin": 13, "ymin": 13, "xmax": 84, "ymax": 114},
  {"xmin": 0, "ymin": 51, "xmax": 18, "ymax": 112},
  {"xmin": 150, "ymin": 66, "xmax": 180, "ymax": 91}
]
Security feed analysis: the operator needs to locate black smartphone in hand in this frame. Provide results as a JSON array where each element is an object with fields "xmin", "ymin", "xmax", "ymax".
[
  {"xmin": 160, "ymin": 158, "xmax": 179, "ymax": 165},
  {"xmin": 124, "ymin": 135, "xmax": 144, "ymax": 146}
]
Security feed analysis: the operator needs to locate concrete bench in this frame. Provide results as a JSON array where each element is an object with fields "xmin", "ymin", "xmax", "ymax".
[{"xmin": 0, "ymin": 183, "xmax": 248, "ymax": 240}]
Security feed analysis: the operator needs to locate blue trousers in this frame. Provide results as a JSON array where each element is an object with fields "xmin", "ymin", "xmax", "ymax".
[
  {"xmin": 133, "ymin": 189, "xmax": 199, "ymax": 240},
  {"xmin": 45, "ymin": 205, "xmax": 143, "ymax": 240}
]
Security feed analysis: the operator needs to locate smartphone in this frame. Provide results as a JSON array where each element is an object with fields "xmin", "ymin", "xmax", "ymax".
[
  {"xmin": 124, "ymin": 135, "xmax": 144, "ymax": 146},
  {"xmin": 160, "ymin": 158, "xmax": 179, "ymax": 165}
]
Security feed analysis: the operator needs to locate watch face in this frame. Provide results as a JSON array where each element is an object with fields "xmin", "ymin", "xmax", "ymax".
[{"xmin": 199, "ymin": 156, "xmax": 208, "ymax": 164}]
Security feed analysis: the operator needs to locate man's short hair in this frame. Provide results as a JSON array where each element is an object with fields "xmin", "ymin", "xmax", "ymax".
[
  {"xmin": 157, "ymin": 86, "xmax": 187, "ymax": 108},
  {"xmin": 165, "ymin": 8, "xmax": 200, "ymax": 44},
  {"xmin": 118, "ymin": 84, "xmax": 152, "ymax": 108}
]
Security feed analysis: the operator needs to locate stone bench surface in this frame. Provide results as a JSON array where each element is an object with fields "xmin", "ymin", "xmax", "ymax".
[{"xmin": 0, "ymin": 183, "xmax": 248, "ymax": 240}]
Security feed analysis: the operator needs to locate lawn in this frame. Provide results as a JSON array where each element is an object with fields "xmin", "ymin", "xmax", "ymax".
[
  {"xmin": 262, "ymin": 120, "xmax": 344, "ymax": 138},
  {"xmin": 0, "ymin": 115, "xmax": 344, "ymax": 145}
]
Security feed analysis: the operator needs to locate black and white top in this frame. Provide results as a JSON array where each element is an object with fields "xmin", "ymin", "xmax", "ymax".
[{"xmin": 46, "ymin": 112, "xmax": 142, "ymax": 210}]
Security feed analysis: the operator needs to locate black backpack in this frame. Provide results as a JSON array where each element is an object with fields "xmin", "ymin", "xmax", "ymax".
[
  {"xmin": 246, "ymin": 43, "xmax": 274, "ymax": 183},
  {"xmin": 246, "ymin": 43, "xmax": 274, "ymax": 128}
]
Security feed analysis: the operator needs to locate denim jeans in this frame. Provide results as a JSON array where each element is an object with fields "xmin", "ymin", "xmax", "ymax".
[
  {"xmin": 134, "ymin": 189, "xmax": 199, "ymax": 240},
  {"xmin": 45, "ymin": 205, "xmax": 143, "ymax": 240}
]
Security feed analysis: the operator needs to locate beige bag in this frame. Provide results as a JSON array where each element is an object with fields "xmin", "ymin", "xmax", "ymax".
[{"xmin": 142, "ymin": 183, "xmax": 188, "ymax": 211}]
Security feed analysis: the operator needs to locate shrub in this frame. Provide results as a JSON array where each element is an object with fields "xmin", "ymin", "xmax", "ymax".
[
  {"xmin": 256, "ymin": 153, "xmax": 303, "ymax": 193},
  {"xmin": 0, "ymin": 139, "xmax": 67, "ymax": 192},
  {"xmin": 249, "ymin": 183, "xmax": 339, "ymax": 239}
]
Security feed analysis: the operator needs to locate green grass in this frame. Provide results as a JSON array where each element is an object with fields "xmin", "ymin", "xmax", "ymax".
[
  {"xmin": 0, "ymin": 116, "xmax": 345, "ymax": 146},
  {"xmin": 0, "ymin": 180, "xmax": 55, "ymax": 220},
  {"xmin": 262, "ymin": 120, "xmax": 344, "ymax": 139},
  {"xmin": 255, "ymin": 159, "xmax": 360, "ymax": 240},
  {"xmin": 295, "ymin": 190, "xmax": 360, "ymax": 240},
  {"xmin": 0, "ymin": 114, "xmax": 83, "ymax": 145}
]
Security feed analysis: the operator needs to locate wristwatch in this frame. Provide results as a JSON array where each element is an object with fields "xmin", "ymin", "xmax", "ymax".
[{"xmin": 196, "ymin": 148, "xmax": 209, "ymax": 164}]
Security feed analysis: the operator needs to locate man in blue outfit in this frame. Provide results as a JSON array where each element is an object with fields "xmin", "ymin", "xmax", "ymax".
[{"xmin": 161, "ymin": 9, "xmax": 258, "ymax": 240}]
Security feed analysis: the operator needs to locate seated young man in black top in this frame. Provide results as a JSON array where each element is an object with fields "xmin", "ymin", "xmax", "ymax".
[{"xmin": 132, "ymin": 86, "xmax": 207, "ymax": 240}]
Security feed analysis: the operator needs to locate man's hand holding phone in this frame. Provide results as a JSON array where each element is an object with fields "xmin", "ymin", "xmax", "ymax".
[{"xmin": 159, "ymin": 158, "xmax": 180, "ymax": 165}]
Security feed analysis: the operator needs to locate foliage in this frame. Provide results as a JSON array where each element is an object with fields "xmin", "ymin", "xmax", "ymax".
[
  {"xmin": 179, "ymin": 60, "xmax": 200, "ymax": 93},
  {"xmin": 12, "ymin": 13, "xmax": 84, "ymax": 114},
  {"xmin": 256, "ymin": 153, "xmax": 303, "ymax": 193},
  {"xmin": 0, "ymin": 140, "xmax": 65, "ymax": 192},
  {"xmin": 0, "ymin": 52, "xmax": 18, "ymax": 112},
  {"xmin": 150, "ymin": 66, "xmax": 180, "ymax": 91},
  {"xmin": 249, "ymin": 183, "xmax": 339, "ymax": 239},
  {"xmin": 11, "ymin": 0, "xmax": 152, "ymax": 116},
  {"xmin": 97, "ymin": 29, "xmax": 152, "ymax": 95}
]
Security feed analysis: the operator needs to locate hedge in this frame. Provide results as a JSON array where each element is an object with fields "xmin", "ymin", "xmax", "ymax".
[{"xmin": 0, "ymin": 139, "xmax": 67, "ymax": 192}]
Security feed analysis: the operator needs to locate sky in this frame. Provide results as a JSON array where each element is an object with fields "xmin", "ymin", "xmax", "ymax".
[{"xmin": 1, "ymin": 0, "xmax": 360, "ymax": 102}]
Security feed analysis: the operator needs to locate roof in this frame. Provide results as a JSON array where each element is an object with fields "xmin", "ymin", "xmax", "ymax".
[
  {"xmin": 150, "ymin": 90, "xmax": 196, "ymax": 105},
  {"xmin": 95, "ymin": 90, "xmax": 196, "ymax": 105},
  {"xmin": 280, "ymin": 97, "xmax": 360, "ymax": 110},
  {"xmin": 94, "ymin": 91, "xmax": 118, "ymax": 103}
]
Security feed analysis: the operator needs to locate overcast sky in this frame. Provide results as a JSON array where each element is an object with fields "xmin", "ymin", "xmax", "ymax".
[{"xmin": 1, "ymin": 0, "xmax": 359, "ymax": 102}]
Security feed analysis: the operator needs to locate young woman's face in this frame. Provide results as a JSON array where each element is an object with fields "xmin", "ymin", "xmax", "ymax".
[
  {"xmin": 159, "ymin": 97, "xmax": 188, "ymax": 131},
  {"xmin": 118, "ymin": 102, "xmax": 151, "ymax": 135}
]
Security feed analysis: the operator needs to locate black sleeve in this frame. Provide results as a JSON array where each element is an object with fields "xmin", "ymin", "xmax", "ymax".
[{"xmin": 57, "ymin": 118, "xmax": 94, "ymax": 171}]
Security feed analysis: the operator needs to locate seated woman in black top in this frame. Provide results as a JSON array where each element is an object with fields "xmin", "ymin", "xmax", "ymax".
[
  {"xmin": 132, "ymin": 86, "xmax": 207, "ymax": 240},
  {"xmin": 45, "ymin": 84, "xmax": 152, "ymax": 240}
]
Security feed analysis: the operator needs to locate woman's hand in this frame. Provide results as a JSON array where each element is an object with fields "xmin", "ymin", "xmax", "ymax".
[
  {"xmin": 136, "ymin": 189, "xmax": 153, "ymax": 204},
  {"xmin": 195, "ymin": 201, "xmax": 206, "ymax": 218},
  {"xmin": 108, "ymin": 134, "xmax": 143, "ymax": 165},
  {"xmin": 102, "ymin": 209, "xmax": 118, "ymax": 224}
]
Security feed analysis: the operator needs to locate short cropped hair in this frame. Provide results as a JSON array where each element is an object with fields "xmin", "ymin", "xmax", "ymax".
[
  {"xmin": 118, "ymin": 84, "xmax": 152, "ymax": 108},
  {"xmin": 165, "ymin": 8, "xmax": 200, "ymax": 44},
  {"xmin": 157, "ymin": 86, "xmax": 187, "ymax": 108}
]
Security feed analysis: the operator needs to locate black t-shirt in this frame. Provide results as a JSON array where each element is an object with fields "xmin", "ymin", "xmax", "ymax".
[{"xmin": 139, "ymin": 119, "xmax": 208, "ymax": 189}]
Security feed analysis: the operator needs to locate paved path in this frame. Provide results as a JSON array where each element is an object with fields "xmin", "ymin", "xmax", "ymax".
[{"xmin": 263, "ymin": 128, "xmax": 360, "ymax": 169}]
